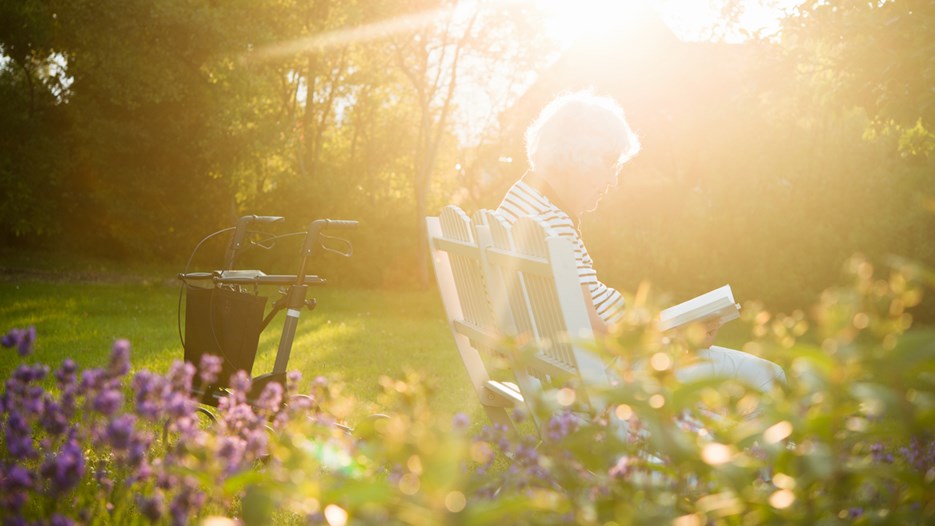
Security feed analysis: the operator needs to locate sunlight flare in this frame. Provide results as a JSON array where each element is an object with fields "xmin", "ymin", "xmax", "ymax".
[{"xmin": 245, "ymin": 5, "xmax": 456, "ymax": 63}]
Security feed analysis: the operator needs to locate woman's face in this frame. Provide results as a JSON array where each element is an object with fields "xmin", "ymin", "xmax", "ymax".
[{"xmin": 559, "ymin": 152, "xmax": 622, "ymax": 215}]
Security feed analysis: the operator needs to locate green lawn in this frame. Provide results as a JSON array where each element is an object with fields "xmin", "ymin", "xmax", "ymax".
[{"xmin": 0, "ymin": 279, "xmax": 476, "ymax": 424}]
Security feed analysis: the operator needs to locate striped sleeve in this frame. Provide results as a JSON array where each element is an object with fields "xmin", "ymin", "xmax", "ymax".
[{"xmin": 496, "ymin": 180, "xmax": 626, "ymax": 326}]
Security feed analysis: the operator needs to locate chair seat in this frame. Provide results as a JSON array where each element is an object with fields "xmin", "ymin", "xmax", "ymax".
[{"xmin": 484, "ymin": 380, "xmax": 524, "ymax": 406}]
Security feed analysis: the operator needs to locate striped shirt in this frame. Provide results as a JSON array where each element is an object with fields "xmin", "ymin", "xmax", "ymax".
[{"xmin": 495, "ymin": 179, "xmax": 626, "ymax": 326}]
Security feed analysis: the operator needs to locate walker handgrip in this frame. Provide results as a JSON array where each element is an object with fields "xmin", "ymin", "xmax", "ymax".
[
  {"xmin": 324, "ymin": 219, "xmax": 358, "ymax": 230},
  {"xmin": 300, "ymin": 219, "xmax": 358, "ymax": 260},
  {"xmin": 225, "ymin": 215, "xmax": 284, "ymax": 270},
  {"xmin": 251, "ymin": 215, "xmax": 285, "ymax": 223},
  {"xmin": 178, "ymin": 272, "xmax": 214, "ymax": 281}
]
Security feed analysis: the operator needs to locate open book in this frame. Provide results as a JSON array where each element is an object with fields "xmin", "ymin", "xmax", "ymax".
[{"xmin": 659, "ymin": 284, "xmax": 741, "ymax": 331}]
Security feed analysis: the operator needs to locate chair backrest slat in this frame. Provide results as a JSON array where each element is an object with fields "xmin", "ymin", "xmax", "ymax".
[
  {"xmin": 427, "ymin": 206, "xmax": 520, "ymax": 433},
  {"xmin": 479, "ymin": 211, "xmax": 537, "ymax": 344},
  {"xmin": 484, "ymin": 214, "xmax": 609, "ymax": 392},
  {"xmin": 439, "ymin": 207, "xmax": 494, "ymax": 346},
  {"xmin": 429, "ymin": 206, "xmax": 617, "ymax": 437}
]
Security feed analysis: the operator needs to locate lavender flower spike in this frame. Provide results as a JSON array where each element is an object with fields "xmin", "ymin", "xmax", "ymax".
[
  {"xmin": 5, "ymin": 411, "xmax": 36, "ymax": 459},
  {"xmin": 92, "ymin": 388, "xmax": 124, "ymax": 416},
  {"xmin": 199, "ymin": 354, "xmax": 223, "ymax": 385},
  {"xmin": 452, "ymin": 412, "xmax": 470, "ymax": 431},
  {"xmin": 0, "ymin": 327, "xmax": 18, "ymax": 348},
  {"xmin": 55, "ymin": 359, "xmax": 78, "ymax": 388},
  {"xmin": 19, "ymin": 326, "xmax": 36, "ymax": 356},
  {"xmin": 108, "ymin": 339, "xmax": 132, "ymax": 377},
  {"xmin": 2, "ymin": 327, "xmax": 37, "ymax": 356},
  {"xmin": 106, "ymin": 414, "xmax": 137, "ymax": 450},
  {"xmin": 41, "ymin": 433, "xmax": 86, "ymax": 494}
]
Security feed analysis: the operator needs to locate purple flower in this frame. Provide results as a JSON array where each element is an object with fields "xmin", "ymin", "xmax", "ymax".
[
  {"xmin": 131, "ymin": 458, "xmax": 153, "ymax": 483},
  {"xmin": 222, "ymin": 400, "xmax": 258, "ymax": 428},
  {"xmin": 133, "ymin": 371, "xmax": 169, "ymax": 420},
  {"xmin": 60, "ymin": 388, "xmax": 77, "ymax": 420},
  {"xmin": 312, "ymin": 376, "xmax": 329, "ymax": 389},
  {"xmin": 216, "ymin": 436, "xmax": 246, "ymax": 471},
  {"xmin": 13, "ymin": 364, "xmax": 48, "ymax": 384},
  {"xmin": 50, "ymin": 514, "xmax": 74, "ymax": 526},
  {"xmin": 0, "ymin": 466, "xmax": 33, "ymax": 514},
  {"xmin": 545, "ymin": 412, "xmax": 579, "ymax": 442},
  {"xmin": 452, "ymin": 412, "xmax": 470, "ymax": 431},
  {"xmin": 3, "ymin": 465, "xmax": 33, "ymax": 490},
  {"xmin": 609, "ymin": 455, "xmax": 633, "ymax": 480},
  {"xmin": 244, "ymin": 428, "xmax": 269, "ymax": 459},
  {"xmin": 19, "ymin": 326, "xmax": 36, "ymax": 356},
  {"xmin": 256, "ymin": 382, "xmax": 283, "ymax": 413},
  {"xmin": 108, "ymin": 339, "xmax": 131, "ymax": 378},
  {"xmin": 230, "ymin": 370, "xmax": 252, "ymax": 395},
  {"xmin": 1, "ymin": 495, "xmax": 29, "ymax": 516},
  {"xmin": 5, "ymin": 411, "xmax": 36, "ymax": 458},
  {"xmin": 167, "ymin": 361, "xmax": 195, "ymax": 393},
  {"xmin": 137, "ymin": 492, "xmax": 165, "ymax": 522},
  {"xmin": 41, "ymin": 434, "xmax": 86, "ymax": 494},
  {"xmin": 169, "ymin": 483, "xmax": 206, "ymax": 525},
  {"xmin": 41, "ymin": 397, "xmax": 69, "ymax": 436},
  {"xmin": 55, "ymin": 359, "xmax": 78, "ymax": 388},
  {"xmin": 106, "ymin": 414, "xmax": 136, "ymax": 450},
  {"xmin": 899, "ymin": 436, "xmax": 935, "ymax": 472},
  {"xmin": 92, "ymin": 388, "xmax": 124, "ymax": 416},
  {"xmin": 164, "ymin": 391, "xmax": 195, "ymax": 420},
  {"xmin": 870, "ymin": 442, "xmax": 895, "ymax": 464},
  {"xmin": 2, "ymin": 326, "xmax": 36, "ymax": 356},
  {"xmin": 0, "ymin": 328, "xmax": 17, "ymax": 347},
  {"xmin": 198, "ymin": 354, "xmax": 223, "ymax": 385},
  {"xmin": 511, "ymin": 408, "xmax": 527, "ymax": 424},
  {"xmin": 286, "ymin": 370, "xmax": 302, "ymax": 394},
  {"xmin": 95, "ymin": 461, "xmax": 114, "ymax": 493},
  {"xmin": 128, "ymin": 435, "xmax": 152, "ymax": 469},
  {"xmin": 154, "ymin": 461, "xmax": 178, "ymax": 491},
  {"xmin": 22, "ymin": 385, "xmax": 46, "ymax": 416},
  {"xmin": 514, "ymin": 442, "xmax": 539, "ymax": 465},
  {"xmin": 79, "ymin": 368, "xmax": 104, "ymax": 393}
]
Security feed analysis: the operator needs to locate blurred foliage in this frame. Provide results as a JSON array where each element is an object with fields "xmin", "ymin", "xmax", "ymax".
[
  {"xmin": 0, "ymin": 0, "xmax": 932, "ymax": 316},
  {"xmin": 580, "ymin": 0, "xmax": 935, "ymax": 318},
  {"xmin": 2, "ymin": 256, "xmax": 933, "ymax": 525},
  {"xmin": 0, "ymin": 0, "xmax": 550, "ymax": 288}
]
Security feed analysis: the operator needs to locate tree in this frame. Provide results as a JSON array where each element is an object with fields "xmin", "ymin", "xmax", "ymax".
[
  {"xmin": 783, "ymin": 0, "xmax": 935, "ymax": 157},
  {"xmin": 388, "ymin": 0, "xmax": 553, "ymax": 286},
  {"xmin": 0, "ymin": 1, "xmax": 70, "ymax": 241}
]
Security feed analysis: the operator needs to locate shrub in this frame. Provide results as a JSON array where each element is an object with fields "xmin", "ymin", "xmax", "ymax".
[{"xmin": 1, "ymin": 256, "xmax": 933, "ymax": 524}]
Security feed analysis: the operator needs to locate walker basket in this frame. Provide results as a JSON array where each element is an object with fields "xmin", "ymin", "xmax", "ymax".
[{"xmin": 183, "ymin": 285, "xmax": 267, "ymax": 401}]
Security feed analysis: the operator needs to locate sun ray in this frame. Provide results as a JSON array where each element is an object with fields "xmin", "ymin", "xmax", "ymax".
[{"xmin": 244, "ymin": 5, "xmax": 457, "ymax": 64}]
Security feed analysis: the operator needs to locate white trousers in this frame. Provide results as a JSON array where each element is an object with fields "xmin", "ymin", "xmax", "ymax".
[{"xmin": 676, "ymin": 345, "xmax": 786, "ymax": 391}]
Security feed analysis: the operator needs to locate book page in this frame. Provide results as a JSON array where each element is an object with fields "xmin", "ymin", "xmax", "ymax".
[{"xmin": 659, "ymin": 285, "xmax": 738, "ymax": 331}]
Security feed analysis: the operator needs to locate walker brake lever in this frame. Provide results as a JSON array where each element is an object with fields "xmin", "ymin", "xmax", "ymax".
[{"xmin": 319, "ymin": 233, "xmax": 353, "ymax": 258}]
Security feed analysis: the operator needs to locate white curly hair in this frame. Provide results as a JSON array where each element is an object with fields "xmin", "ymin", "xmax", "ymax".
[{"xmin": 524, "ymin": 91, "xmax": 640, "ymax": 177}]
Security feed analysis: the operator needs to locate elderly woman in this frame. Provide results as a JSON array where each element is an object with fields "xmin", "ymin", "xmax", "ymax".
[{"xmin": 496, "ymin": 91, "xmax": 785, "ymax": 390}]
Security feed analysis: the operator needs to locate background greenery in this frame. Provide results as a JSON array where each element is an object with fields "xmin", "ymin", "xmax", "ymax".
[
  {"xmin": 1, "ymin": 0, "xmax": 932, "ymax": 319},
  {"xmin": 1, "ymin": 255, "xmax": 932, "ymax": 525},
  {"xmin": 0, "ymin": 278, "xmax": 467, "ymax": 423}
]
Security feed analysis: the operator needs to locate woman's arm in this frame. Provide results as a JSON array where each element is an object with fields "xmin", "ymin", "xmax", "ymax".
[{"xmin": 582, "ymin": 284, "xmax": 610, "ymax": 336}]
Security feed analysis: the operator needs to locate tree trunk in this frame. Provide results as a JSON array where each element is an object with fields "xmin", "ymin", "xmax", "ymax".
[{"xmin": 415, "ymin": 183, "xmax": 430, "ymax": 288}]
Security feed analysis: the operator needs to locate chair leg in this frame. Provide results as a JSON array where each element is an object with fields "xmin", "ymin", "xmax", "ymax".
[{"xmin": 482, "ymin": 405, "xmax": 517, "ymax": 435}]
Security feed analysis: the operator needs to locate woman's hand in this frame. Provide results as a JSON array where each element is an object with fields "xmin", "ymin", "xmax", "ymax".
[{"xmin": 701, "ymin": 319, "xmax": 722, "ymax": 348}]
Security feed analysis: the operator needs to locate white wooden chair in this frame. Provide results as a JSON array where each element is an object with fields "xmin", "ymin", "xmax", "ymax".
[
  {"xmin": 429, "ymin": 204, "xmax": 623, "ymax": 436},
  {"xmin": 475, "ymin": 211, "xmax": 618, "ymax": 429},
  {"xmin": 426, "ymin": 206, "xmax": 524, "ymax": 433}
]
